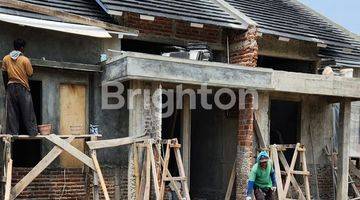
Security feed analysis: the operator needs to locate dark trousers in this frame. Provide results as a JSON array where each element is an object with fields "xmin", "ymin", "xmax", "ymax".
[
  {"xmin": 6, "ymin": 83, "xmax": 38, "ymax": 135},
  {"xmin": 254, "ymin": 187, "xmax": 273, "ymax": 200}
]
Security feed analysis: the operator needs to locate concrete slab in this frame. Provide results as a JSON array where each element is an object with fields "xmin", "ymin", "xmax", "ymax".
[{"xmin": 104, "ymin": 52, "xmax": 360, "ymax": 99}]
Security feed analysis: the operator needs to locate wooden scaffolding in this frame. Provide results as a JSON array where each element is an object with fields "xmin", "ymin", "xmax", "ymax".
[{"xmin": 0, "ymin": 134, "xmax": 109, "ymax": 200}]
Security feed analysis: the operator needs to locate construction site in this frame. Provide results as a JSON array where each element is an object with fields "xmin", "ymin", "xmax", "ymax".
[{"xmin": 0, "ymin": 0, "xmax": 360, "ymax": 200}]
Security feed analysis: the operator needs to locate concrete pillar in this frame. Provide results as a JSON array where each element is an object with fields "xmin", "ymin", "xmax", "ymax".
[
  {"xmin": 236, "ymin": 94, "xmax": 254, "ymax": 199},
  {"xmin": 337, "ymin": 100, "xmax": 351, "ymax": 200},
  {"xmin": 127, "ymin": 80, "xmax": 162, "ymax": 200},
  {"xmin": 181, "ymin": 95, "xmax": 191, "ymax": 186}
]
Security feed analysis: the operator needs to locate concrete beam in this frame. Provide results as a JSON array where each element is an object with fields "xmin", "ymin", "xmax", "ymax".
[{"xmin": 104, "ymin": 52, "xmax": 360, "ymax": 99}]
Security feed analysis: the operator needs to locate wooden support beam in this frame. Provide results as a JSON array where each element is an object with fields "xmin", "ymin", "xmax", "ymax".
[
  {"xmin": 0, "ymin": 0, "xmax": 138, "ymax": 34},
  {"xmin": 4, "ymin": 159, "xmax": 12, "ymax": 200},
  {"xmin": 143, "ymin": 147, "xmax": 151, "ymax": 200},
  {"xmin": 11, "ymin": 136, "xmax": 75, "ymax": 200},
  {"xmin": 86, "ymin": 135, "xmax": 150, "ymax": 150},
  {"xmin": 225, "ymin": 162, "xmax": 235, "ymax": 200},
  {"xmin": 337, "ymin": 101, "xmax": 351, "ymax": 200},
  {"xmin": 283, "ymin": 144, "xmax": 300, "ymax": 198},
  {"xmin": 91, "ymin": 151, "xmax": 110, "ymax": 200},
  {"xmin": 254, "ymin": 113, "xmax": 266, "ymax": 149},
  {"xmin": 278, "ymin": 151, "xmax": 306, "ymax": 200},
  {"xmin": 270, "ymin": 145, "xmax": 284, "ymax": 200},
  {"xmin": 90, "ymin": 137, "xmax": 100, "ymax": 200},
  {"xmin": 149, "ymin": 144, "xmax": 160, "ymax": 199},
  {"xmin": 46, "ymin": 134, "xmax": 95, "ymax": 170}
]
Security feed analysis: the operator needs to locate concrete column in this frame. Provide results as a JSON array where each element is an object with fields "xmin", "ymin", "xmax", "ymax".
[
  {"xmin": 337, "ymin": 100, "xmax": 351, "ymax": 200},
  {"xmin": 127, "ymin": 80, "xmax": 162, "ymax": 200},
  {"xmin": 181, "ymin": 95, "xmax": 191, "ymax": 186},
  {"xmin": 236, "ymin": 94, "xmax": 254, "ymax": 199},
  {"xmin": 128, "ymin": 80, "xmax": 145, "ymax": 200}
]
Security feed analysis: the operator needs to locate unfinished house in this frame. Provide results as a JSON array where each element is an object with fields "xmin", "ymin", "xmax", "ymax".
[{"xmin": 0, "ymin": 0, "xmax": 359, "ymax": 200}]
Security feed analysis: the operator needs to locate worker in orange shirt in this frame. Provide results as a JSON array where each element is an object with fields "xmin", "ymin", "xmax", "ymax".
[{"xmin": 1, "ymin": 39, "xmax": 38, "ymax": 135}]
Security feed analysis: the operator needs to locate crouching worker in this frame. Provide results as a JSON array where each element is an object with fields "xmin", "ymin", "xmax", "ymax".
[
  {"xmin": 246, "ymin": 151, "xmax": 277, "ymax": 200},
  {"xmin": 1, "ymin": 39, "xmax": 38, "ymax": 136}
]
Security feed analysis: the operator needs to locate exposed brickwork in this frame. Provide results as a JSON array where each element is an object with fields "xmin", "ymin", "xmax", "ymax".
[
  {"xmin": 11, "ymin": 167, "xmax": 120, "ymax": 200},
  {"xmin": 236, "ymin": 94, "xmax": 254, "ymax": 199},
  {"xmin": 122, "ymin": 12, "xmax": 222, "ymax": 44},
  {"xmin": 315, "ymin": 165, "xmax": 334, "ymax": 199},
  {"xmin": 229, "ymin": 26, "xmax": 259, "ymax": 67}
]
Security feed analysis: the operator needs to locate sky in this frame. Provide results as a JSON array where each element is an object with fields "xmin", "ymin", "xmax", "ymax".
[{"xmin": 298, "ymin": 0, "xmax": 360, "ymax": 35}]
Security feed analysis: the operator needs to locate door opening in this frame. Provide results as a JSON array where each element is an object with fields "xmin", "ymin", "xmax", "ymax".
[{"xmin": 270, "ymin": 100, "xmax": 301, "ymax": 161}]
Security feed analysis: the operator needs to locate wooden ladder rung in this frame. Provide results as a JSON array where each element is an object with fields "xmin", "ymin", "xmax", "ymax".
[
  {"xmin": 291, "ymin": 170, "xmax": 310, "ymax": 175},
  {"xmin": 163, "ymin": 176, "xmax": 187, "ymax": 181}
]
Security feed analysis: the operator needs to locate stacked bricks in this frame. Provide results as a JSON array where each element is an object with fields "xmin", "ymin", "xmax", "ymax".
[
  {"xmin": 229, "ymin": 25, "xmax": 259, "ymax": 67},
  {"xmin": 236, "ymin": 94, "xmax": 255, "ymax": 199},
  {"xmin": 11, "ymin": 167, "xmax": 119, "ymax": 199},
  {"xmin": 123, "ymin": 12, "xmax": 222, "ymax": 44}
]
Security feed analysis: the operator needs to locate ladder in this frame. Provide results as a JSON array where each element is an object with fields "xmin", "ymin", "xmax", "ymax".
[{"xmin": 133, "ymin": 139, "xmax": 190, "ymax": 200}]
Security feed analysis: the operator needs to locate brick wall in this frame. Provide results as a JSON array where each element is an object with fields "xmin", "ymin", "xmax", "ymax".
[
  {"xmin": 122, "ymin": 12, "xmax": 222, "ymax": 44},
  {"xmin": 11, "ymin": 167, "xmax": 127, "ymax": 199},
  {"xmin": 229, "ymin": 26, "xmax": 259, "ymax": 67}
]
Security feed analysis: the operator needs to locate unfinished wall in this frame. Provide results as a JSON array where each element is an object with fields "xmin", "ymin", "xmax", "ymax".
[
  {"xmin": 120, "ymin": 12, "xmax": 223, "ymax": 49},
  {"xmin": 12, "ymin": 167, "xmax": 120, "ymax": 199},
  {"xmin": 229, "ymin": 26, "xmax": 258, "ymax": 67},
  {"xmin": 300, "ymin": 95, "xmax": 334, "ymax": 199},
  {"xmin": 0, "ymin": 21, "xmax": 106, "ymax": 64},
  {"xmin": 190, "ymin": 98, "xmax": 237, "ymax": 199},
  {"xmin": 258, "ymin": 34, "xmax": 318, "ymax": 61}
]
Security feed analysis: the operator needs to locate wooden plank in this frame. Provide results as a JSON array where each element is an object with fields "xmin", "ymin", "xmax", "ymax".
[
  {"xmin": 86, "ymin": 135, "xmax": 150, "ymax": 150},
  {"xmin": 4, "ymin": 159, "xmax": 12, "ymax": 200},
  {"xmin": 91, "ymin": 137, "xmax": 100, "ymax": 200},
  {"xmin": 159, "ymin": 156, "xmax": 182, "ymax": 200},
  {"xmin": 0, "ymin": 134, "xmax": 101, "ymax": 139},
  {"xmin": 138, "ymin": 152, "xmax": 147, "ymax": 200},
  {"xmin": 300, "ymin": 150, "xmax": 311, "ymax": 200},
  {"xmin": 159, "ymin": 142, "xmax": 170, "ymax": 200},
  {"xmin": 254, "ymin": 113, "xmax": 266, "ymax": 149},
  {"xmin": 270, "ymin": 145, "xmax": 283, "ymax": 200},
  {"xmin": 174, "ymin": 146, "xmax": 190, "ymax": 200},
  {"xmin": 59, "ymin": 84, "xmax": 86, "ymax": 168},
  {"xmin": 278, "ymin": 151, "xmax": 306, "ymax": 200},
  {"xmin": 225, "ymin": 161, "xmax": 235, "ymax": 200},
  {"xmin": 133, "ymin": 144, "xmax": 140, "ymax": 200},
  {"xmin": 283, "ymin": 143, "xmax": 300, "ymax": 197},
  {"xmin": 0, "ymin": 0, "xmax": 138, "ymax": 34},
  {"xmin": 149, "ymin": 144, "xmax": 160, "ymax": 199},
  {"xmin": 143, "ymin": 146, "xmax": 151, "ymax": 200},
  {"xmin": 91, "ymin": 151, "xmax": 110, "ymax": 200},
  {"xmin": 11, "ymin": 136, "xmax": 75, "ymax": 200},
  {"xmin": 46, "ymin": 134, "xmax": 95, "ymax": 170}
]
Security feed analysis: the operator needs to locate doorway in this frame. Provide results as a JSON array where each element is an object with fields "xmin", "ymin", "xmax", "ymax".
[
  {"xmin": 13, "ymin": 80, "xmax": 42, "ymax": 167},
  {"xmin": 270, "ymin": 100, "xmax": 301, "ymax": 144}
]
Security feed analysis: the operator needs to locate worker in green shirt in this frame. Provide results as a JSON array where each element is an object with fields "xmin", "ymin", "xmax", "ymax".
[{"xmin": 246, "ymin": 151, "xmax": 277, "ymax": 200}]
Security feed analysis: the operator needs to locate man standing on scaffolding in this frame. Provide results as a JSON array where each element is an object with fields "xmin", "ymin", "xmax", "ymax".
[
  {"xmin": 246, "ymin": 151, "xmax": 277, "ymax": 200},
  {"xmin": 1, "ymin": 39, "xmax": 38, "ymax": 136}
]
